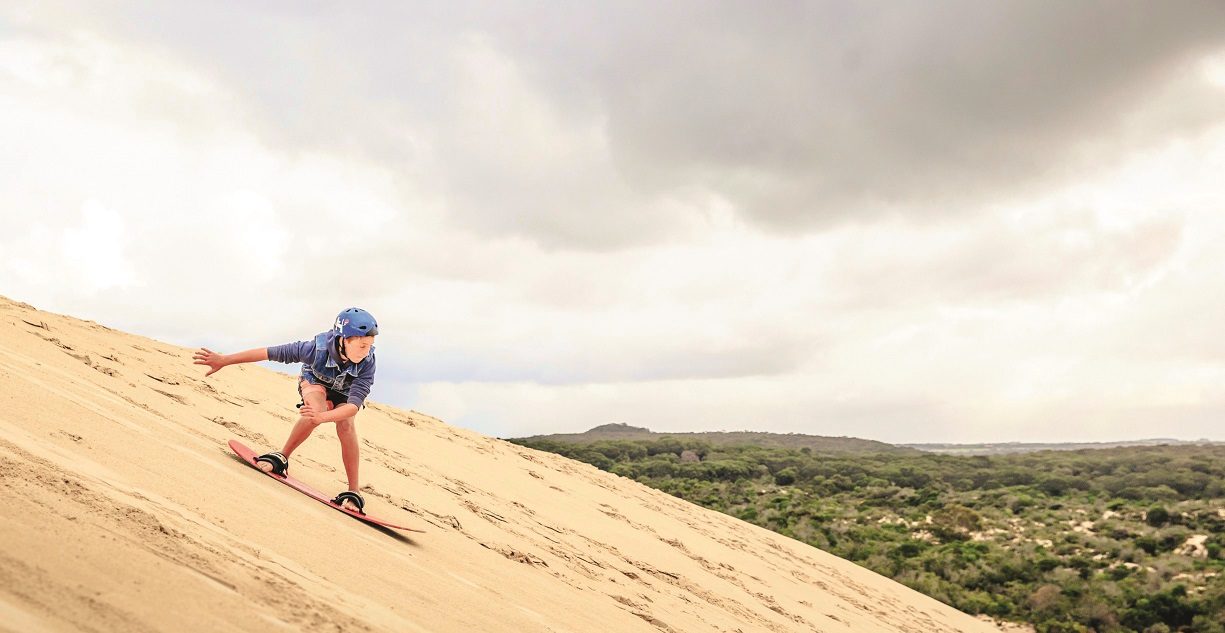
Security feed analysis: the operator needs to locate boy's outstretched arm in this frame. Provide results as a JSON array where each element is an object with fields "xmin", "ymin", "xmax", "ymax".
[{"xmin": 193, "ymin": 347, "xmax": 269, "ymax": 377}]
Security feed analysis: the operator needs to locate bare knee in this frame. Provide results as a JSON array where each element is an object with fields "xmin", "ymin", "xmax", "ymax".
[
  {"xmin": 299, "ymin": 391, "xmax": 329, "ymax": 427},
  {"xmin": 336, "ymin": 417, "xmax": 356, "ymax": 434},
  {"xmin": 298, "ymin": 404, "xmax": 326, "ymax": 428}
]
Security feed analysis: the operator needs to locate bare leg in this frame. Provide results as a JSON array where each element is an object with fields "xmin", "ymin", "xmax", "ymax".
[
  {"xmin": 281, "ymin": 416, "xmax": 322, "ymax": 456},
  {"xmin": 258, "ymin": 388, "xmax": 327, "ymax": 473},
  {"xmin": 335, "ymin": 416, "xmax": 361, "ymax": 511}
]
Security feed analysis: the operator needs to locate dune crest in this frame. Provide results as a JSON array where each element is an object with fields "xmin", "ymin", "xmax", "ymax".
[{"xmin": 0, "ymin": 295, "xmax": 1001, "ymax": 632}]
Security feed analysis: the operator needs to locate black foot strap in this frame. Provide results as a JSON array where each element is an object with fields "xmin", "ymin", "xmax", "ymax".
[
  {"xmin": 255, "ymin": 451, "xmax": 289, "ymax": 476},
  {"xmin": 333, "ymin": 491, "xmax": 366, "ymax": 515}
]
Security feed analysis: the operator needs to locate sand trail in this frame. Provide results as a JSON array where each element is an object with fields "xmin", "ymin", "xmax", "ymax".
[{"xmin": 0, "ymin": 295, "xmax": 1001, "ymax": 633}]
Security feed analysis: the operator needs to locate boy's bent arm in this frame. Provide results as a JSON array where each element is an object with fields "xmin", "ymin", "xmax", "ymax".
[{"xmin": 323, "ymin": 403, "xmax": 360, "ymax": 423}]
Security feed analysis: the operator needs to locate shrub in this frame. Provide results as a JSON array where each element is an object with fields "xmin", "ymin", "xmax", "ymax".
[
  {"xmin": 1121, "ymin": 585, "xmax": 1199, "ymax": 631},
  {"xmin": 930, "ymin": 505, "xmax": 982, "ymax": 542},
  {"xmin": 774, "ymin": 467, "xmax": 797, "ymax": 486},
  {"xmin": 1146, "ymin": 506, "xmax": 1171, "ymax": 527}
]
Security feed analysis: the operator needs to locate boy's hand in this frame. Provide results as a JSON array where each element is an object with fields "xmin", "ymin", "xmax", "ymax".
[
  {"xmin": 299, "ymin": 401, "xmax": 324, "ymax": 423},
  {"xmin": 193, "ymin": 348, "xmax": 228, "ymax": 377}
]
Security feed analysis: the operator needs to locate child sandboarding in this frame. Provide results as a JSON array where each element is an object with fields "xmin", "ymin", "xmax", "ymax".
[{"xmin": 194, "ymin": 308, "xmax": 379, "ymax": 514}]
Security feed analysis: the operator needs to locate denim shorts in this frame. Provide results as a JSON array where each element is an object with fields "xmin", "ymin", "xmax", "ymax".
[{"xmin": 298, "ymin": 378, "xmax": 347, "ymax": 411}]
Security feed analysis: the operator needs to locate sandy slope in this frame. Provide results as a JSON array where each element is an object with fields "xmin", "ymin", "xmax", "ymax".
[{"xmin": 0, "ymin": 295, "xmax": 1002, "ymax": 633}]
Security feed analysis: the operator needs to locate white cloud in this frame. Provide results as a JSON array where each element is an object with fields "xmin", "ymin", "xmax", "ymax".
[
  {"xmin": 1206, "ymin": 51, "xmax": 1225, "ymax": 88},
  {"xmin": 0, "ymin": 23, "xmax": 416, "ymax": 345},
  {"xmin": 395, "ymin": 122, "xmax": 1225, "ymax": 442},
  {"xmin": 59, "ymin": 200, "xmax": 139, "ymax": 292}
]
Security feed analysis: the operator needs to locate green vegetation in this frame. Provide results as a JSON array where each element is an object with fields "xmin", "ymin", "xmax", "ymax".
[{"xmin": 508, "ymin": 436, "xmax": 1225, "ymax": 633}]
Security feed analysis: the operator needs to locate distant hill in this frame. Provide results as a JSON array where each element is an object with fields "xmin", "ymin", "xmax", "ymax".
[
  {"xmin": 904, "ymin": 438, "xmax": 1221, "ymax": 455},
  {"xmin": 517, "ymin": 425, "xmax": 1221, "ymax": 457},
  {"xmin": 513, "ymin": 423, "xmax": 917, "ymax": 454}
]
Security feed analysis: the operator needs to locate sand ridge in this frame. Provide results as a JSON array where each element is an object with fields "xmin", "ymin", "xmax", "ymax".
[{"xmin": 0, "ymin": 295, "xmax": 1002, "ymax": 632}]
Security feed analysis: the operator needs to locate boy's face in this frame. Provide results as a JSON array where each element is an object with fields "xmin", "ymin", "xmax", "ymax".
[{"xmin": 342, "ymin": 335, "xmax": 375, "ymax": 362}]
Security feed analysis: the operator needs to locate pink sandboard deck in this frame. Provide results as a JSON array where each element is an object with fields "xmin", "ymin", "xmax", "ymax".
[{"xmin": 229, "ymin": 439, "xmax": 423, "ymax": 533}]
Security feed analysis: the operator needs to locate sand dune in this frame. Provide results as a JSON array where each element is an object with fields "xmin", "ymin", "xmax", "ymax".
[{"xmin": 0, "ymin": 295, "xmax": 1001, "ymax": 632}]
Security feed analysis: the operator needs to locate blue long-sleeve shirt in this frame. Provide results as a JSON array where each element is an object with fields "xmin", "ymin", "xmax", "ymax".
[{"xmin": 267, "ymin": 330, "xmax": 376, "ymax": 408}]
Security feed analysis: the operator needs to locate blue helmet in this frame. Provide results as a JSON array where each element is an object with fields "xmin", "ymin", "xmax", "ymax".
[{"xmin": 334, "ymin": 307, "xmax": 379, "ymax": 337}]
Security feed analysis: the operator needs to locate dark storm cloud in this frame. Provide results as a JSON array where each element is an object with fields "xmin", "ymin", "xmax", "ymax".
[
  {"xmin": 499, "ymin": 1, "xmax": 1225, "ymax": 228},
  {"xmin": 65, "ymin": 1, "xmax": 1225, "ymax": 244}
]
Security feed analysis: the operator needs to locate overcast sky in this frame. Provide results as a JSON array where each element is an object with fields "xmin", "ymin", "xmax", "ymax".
[{"xmin": 3, "ymin": 1, "xmax": 1225, "ymax": 443}]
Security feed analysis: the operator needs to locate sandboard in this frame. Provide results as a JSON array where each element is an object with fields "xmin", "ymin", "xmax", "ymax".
[{"xmin": 229, "ymin": 439, "xmax": 423, "ymax": 533}]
